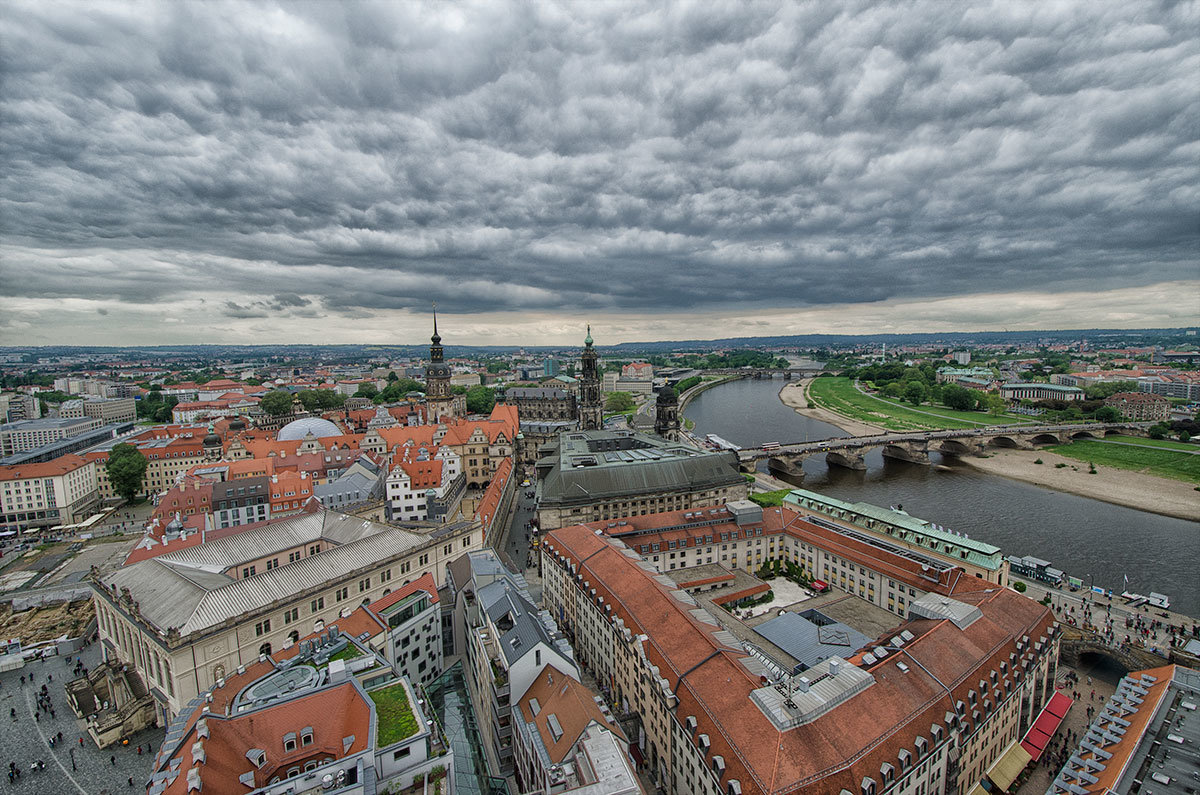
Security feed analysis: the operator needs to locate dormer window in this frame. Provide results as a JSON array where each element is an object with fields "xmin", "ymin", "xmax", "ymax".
[
  {"xmin": 301, "ymin": 727, "xmax": 313, "ymax": 747},
  {"xmin": 712, "ymin": 756, "xmax": 725, "ymax": 775},
  {"xmin": 898, "ymin": 749, "xmax": 911, "ymax": 770},
  {"xmin": 697, "ymin": 733, "xmax": 710, "ymax": 754},
  {"xmin": 685, "ymin": 715, "xmax": 697, "ymax": 735},
  {"xmin": 283, "ymin": 732, "xmax": 297, "ymax": 752},
  {"xmin": 861, "ymin": 777, "xmax": 876, "ymax": 795}
]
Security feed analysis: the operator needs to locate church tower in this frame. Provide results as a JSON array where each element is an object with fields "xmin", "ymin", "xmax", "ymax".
[
  {"xmin": 425, "ymin": 309, "xmax": 455, "ymax": 422},
  {"xmin": 578, "ymin": 325, "xmax": 603, "ymax": 430},
  {"xmin": 654, "ymin": 385, "xmax": 680, "ymax": 441}
]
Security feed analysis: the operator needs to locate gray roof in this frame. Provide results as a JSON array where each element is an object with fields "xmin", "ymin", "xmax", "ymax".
[
  {"xmin": 478, "ymin": 576, "xmax": 572, "ymax": 667},
  {"xmin": 537, "ymin": 430, "xmax": 742, "ymax": 507},
  {"xmin": 101, "ymin": 510, "xmax": 436, "ymax": 636},
  {"xmin": 1, "ymin": 416, "xmax": 98, "ymax": 431},
  {"xmin": 507, "ymin": 387, "xmax": 571, "ymax": 400},
  {"xmin": 755, "ymin": 610, "xmax": 875, "ymax": 671}
]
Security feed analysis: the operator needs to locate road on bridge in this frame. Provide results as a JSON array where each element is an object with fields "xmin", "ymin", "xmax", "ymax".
[{"xmin": 736, "ymin": 421, "xmax": 1152, "ymax": 462}]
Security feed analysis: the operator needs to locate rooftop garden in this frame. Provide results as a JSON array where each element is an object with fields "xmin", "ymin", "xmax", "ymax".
[
  {"xmin": 329, "ymin": 643, "xmax": 364, "ymax": 663},
  {"xmin": 369, "ymin": 682, "xmax": 420, "ymax": 746}
]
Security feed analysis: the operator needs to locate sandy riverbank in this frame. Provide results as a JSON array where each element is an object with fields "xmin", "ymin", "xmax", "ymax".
[
  {"xmin": 775, "ymin": 380, "xmax": 1199, "ymax": 520},
  {"xmin": 961, "ymin": 448, "xmax": 1200, "ymax": 521},
  {"xmin": 778, "ymin": 379, "xmax": 890, "ymax": 437}
]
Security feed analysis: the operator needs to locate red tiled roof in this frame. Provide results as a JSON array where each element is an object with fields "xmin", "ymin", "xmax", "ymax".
[
  {"xmin": 0, "ymin": 454, "xmax": 92, "ymax": 480},
  {"xmin": 517, "ymin": 664, "xmax": 627, "ymax": 764},
  {"xmin": 543, "ymin": 524, "xmax": 1055, "ymax": 795},
  {"xmin": 366, "ymin": 571, "xmax": 439, "ymax": 615}
]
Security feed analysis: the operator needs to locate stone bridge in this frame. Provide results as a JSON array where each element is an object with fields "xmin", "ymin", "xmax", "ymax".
[
  {"xmin": 735, "ymin": 422, "xmax": 1151, "ymax": 476},
  {"xmin": 1057, "ymin": 626, "xmax": 1170, "ymax": 673}
]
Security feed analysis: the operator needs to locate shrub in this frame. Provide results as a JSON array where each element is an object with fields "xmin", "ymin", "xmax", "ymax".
[
  {"xmin": 1033, "ymin": 458, "xmax": 1043, "ymax": 465},
  {"xmin": 1012, "ymin": 581, "xmax": 1027, "ymax": 593},
  {"xmin": 1055, "ymin": 463, "xmax": 1067, "ymax": 468}
]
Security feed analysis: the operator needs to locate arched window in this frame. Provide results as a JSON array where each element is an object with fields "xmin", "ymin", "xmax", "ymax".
[
  {"xmin": 259, "ymin": 642, "xmax": 272, "ymax": 657},
  {"xmin": 212, "ymin": 664, "xmax": 226, "ymax": 683},
  {"xmin": 288, "ymin": 630, "xmax": 300, "ymax": 644}
]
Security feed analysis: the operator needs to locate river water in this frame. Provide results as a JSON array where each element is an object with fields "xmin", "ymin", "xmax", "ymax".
[{"xmin": 684, "ymin": 378, "xmax": 1200, "ymax": 618}]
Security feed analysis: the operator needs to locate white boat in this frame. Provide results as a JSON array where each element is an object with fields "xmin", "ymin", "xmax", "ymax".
[{"xmin": 1148, "ymin": 592, "xmax": 1171, "ymax": 610}]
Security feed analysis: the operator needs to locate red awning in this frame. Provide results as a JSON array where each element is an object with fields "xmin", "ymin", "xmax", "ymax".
[
  {"xmin": 1020, "ymin": 693, "xmax": 1073, "ymax": 760},
  {"xmin": 811, "ymin": 579, "xmax": 828, "ymax": 590},
  {"xmin": 628, "ymin": 742, "xmax": 644, "ymax": 768}
]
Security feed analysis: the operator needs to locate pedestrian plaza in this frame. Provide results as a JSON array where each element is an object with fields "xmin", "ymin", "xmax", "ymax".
[{"xmin": 0, "ymin": 641, "xmax": 163, "ymax": 794}]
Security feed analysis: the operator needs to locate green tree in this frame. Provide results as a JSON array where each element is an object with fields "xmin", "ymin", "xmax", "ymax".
[
  {"xmin": 1180, "ymin": 430, "xmax": 1192, "ymax": 443},
  {"xmin": 387, "ymin": 371, "xmax": 399, "ymax": 382},
  {"xmin": 1093, "ymin": 406, "xmax": 1120, "ymax": 422},
  {"xmin": 106, "ymin": 443, "xmax": 148, "ymax": 502},
  {"xmin": 985, "ymin": 394, "xmax": 1007, "ymax": 416},
  {"xmin": 941, "ymin": 384, "xmax": 974, "ymax": 411},
  {"xmin": 465, "ymin": 385, "xmax": 496, "ymax": 414},
  {"xmin": 903, "ymin": 381, "xmax": 927, "ymax": 406},
  {"xmin": 297, "ymin": 390, "xmax": 323, "ymax": 413},
  {"xmin": 355, "ymin": 383, "xmax": 379, "ymax": 399},
  {"xmin": 260, "ymin": 389, "xmax": 295, "ymax": 416},
  {"xmin": 605, "ymin": 392, "xmax": 635, "ymax": 412}
]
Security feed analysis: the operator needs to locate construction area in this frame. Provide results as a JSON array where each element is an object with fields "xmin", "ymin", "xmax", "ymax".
[{"xmin": 0, "ymin": 599, "xmax": 95, "ymax": 647}]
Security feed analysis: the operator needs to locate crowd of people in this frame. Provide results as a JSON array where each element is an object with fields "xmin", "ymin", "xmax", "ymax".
[{"xmin": 1049, "ymin": 591, "xmax": 1199, "ymax": 656}]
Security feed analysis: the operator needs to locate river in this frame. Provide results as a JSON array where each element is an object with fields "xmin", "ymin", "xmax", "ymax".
[{"xmin": 684, "ymin": 377, "xmax": 1200, "ymax": 618}]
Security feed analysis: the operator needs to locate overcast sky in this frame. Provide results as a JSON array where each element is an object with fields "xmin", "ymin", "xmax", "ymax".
[{"xmin": 1, "ymin": 0, "xmax": 1197, "ymax": 347}]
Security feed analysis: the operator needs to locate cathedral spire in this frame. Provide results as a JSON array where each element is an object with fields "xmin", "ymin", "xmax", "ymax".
[
  {"xmin": 585, "ymin": 324, "xmax": 593, "ymax": 347},
  {"xmin": 431, "ymin": 303, "xmax": 441, "ymax": 346}
]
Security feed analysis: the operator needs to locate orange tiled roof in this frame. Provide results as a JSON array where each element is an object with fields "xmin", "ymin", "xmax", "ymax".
[
  {"xmin": 543, "ymin": 524, "xmax": 1055, "ymax": 795},
  {"xmin": 517, "ymin": 664, "xmax": 627, "ymax": 764},
  {"xmin": 0, "ymin": 454, "xmax": 92, "ymax": 480},
  {"xmin": 366, "ymin": 571, "xmax": 440, "ymax": 615}
]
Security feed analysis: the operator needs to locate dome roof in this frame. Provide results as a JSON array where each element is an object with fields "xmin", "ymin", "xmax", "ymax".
[{"xmin": 277, "ymin": 417, "xmax": 341, "ymax": 441}]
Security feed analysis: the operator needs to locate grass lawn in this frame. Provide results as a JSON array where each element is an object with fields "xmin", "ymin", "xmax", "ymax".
[
  {"xmin": 1048, "ymin": 440, "xmax": 1200, "ymax": 483},
  {"xmin": 1100, "ymin": 435, "xmax": 1198, "ymax": 451},
  {"xmin": 369, "ymin": 682, "xmax": 420, "ymax": 746},
  {"xmin": 749, "ymin": 489, "xmax": 792, "ymax": 507},
  {"xmin": 330, "ymin": 644, "xmax": 364, "ymax": 662},
  {"xmin": 808, "ymin": 378, "xmax": 1013, "ymax": 431}
]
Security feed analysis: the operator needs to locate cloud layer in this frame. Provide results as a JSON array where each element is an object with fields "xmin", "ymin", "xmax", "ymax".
[{"xmin": 1, "ymin": 0, "xmax": 1197, "ymax": 344}]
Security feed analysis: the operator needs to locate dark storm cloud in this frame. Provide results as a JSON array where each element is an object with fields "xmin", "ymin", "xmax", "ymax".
[{"xmin": 1, "ymin": 0, "xmax": 1196, "ymax": 328}]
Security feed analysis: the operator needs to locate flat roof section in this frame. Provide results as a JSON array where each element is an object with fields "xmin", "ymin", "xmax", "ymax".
[{"xmin": 756, "ymin": 610, "xmax": 875, "ymax": 673}]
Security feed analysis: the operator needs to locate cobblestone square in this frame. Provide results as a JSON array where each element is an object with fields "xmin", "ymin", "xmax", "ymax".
[{"xmin": 0, "ymin": 642, "xmax": 163, "ymax": 794}]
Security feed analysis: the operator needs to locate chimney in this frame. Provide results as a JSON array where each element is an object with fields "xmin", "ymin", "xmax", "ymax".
[{"xmin": 829, "ymin": 660, "xmax": 841, "ymax": 678}]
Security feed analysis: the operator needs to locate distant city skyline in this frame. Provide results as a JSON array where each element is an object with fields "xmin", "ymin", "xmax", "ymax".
[{"xmin": 1, "ymin": 1, "xmax": 1197, "ymax": 346}]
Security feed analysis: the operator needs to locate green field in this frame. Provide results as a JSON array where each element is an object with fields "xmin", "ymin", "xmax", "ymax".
[
  {"xmin": 1100, "ymin": 435, "xmax": 1197, "ymax": 451},
  {"xmin": 807, "ymin": 377, "xmax": 1028, "ymax": 432},
  {"xmin": 1049, "ymin": 440, "xmax": 1200, "ymax": 483},
  {"xmin": 748, "ymin": 489, "xmax": 791, "ymax": 507}
]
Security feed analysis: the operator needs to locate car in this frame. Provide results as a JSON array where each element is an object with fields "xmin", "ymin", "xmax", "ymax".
[{"xmin": 521, "ymin": 480, "xmax": 530, "ymax": 487}]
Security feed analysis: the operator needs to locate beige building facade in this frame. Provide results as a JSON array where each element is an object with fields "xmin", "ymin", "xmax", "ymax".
[
  {"xmin": 92, "ymin": 509, "xmax": 485, "ymax": 724},
  {"xmin": 541, "ymin": 522, "xmax": 1059, "ymax": 795}
]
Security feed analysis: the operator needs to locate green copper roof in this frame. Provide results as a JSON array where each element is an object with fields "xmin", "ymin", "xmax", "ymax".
[
  {"xmin": 584, "ymin": 324, "xmax": 593, "ymax": 346},
  {"xmin": 784, "ymin": 488, "xmax": 1003, "ymax": 571}
]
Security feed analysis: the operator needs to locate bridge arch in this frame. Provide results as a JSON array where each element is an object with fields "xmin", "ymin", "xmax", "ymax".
[
  {"xmin": 987, "ymin": 436, "xmax": 1023, "ymax": 449},
  {"xmin": 1070, "ymin": 430, "xmax": 1099, "ymax": 440},
  {"xmin": 1030, "ymin": 433, "xmax": 1061, "ymax": 446},
  {"xmin": 935, "ymin": 439, "xmax": 975, "ymax": 456}
]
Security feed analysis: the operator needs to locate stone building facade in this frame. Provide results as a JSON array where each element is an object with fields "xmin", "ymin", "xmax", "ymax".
[
  {"xmin": 534, "ymin": 430, "xmax": 747, "ymax": 531},
  {"xmin": 91, "ymin": 508, "xmax": 485, "ymax": 724},
  {"xmin": 541, "ymin": 522, "xmax": 1059, "ymax": 795}
]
